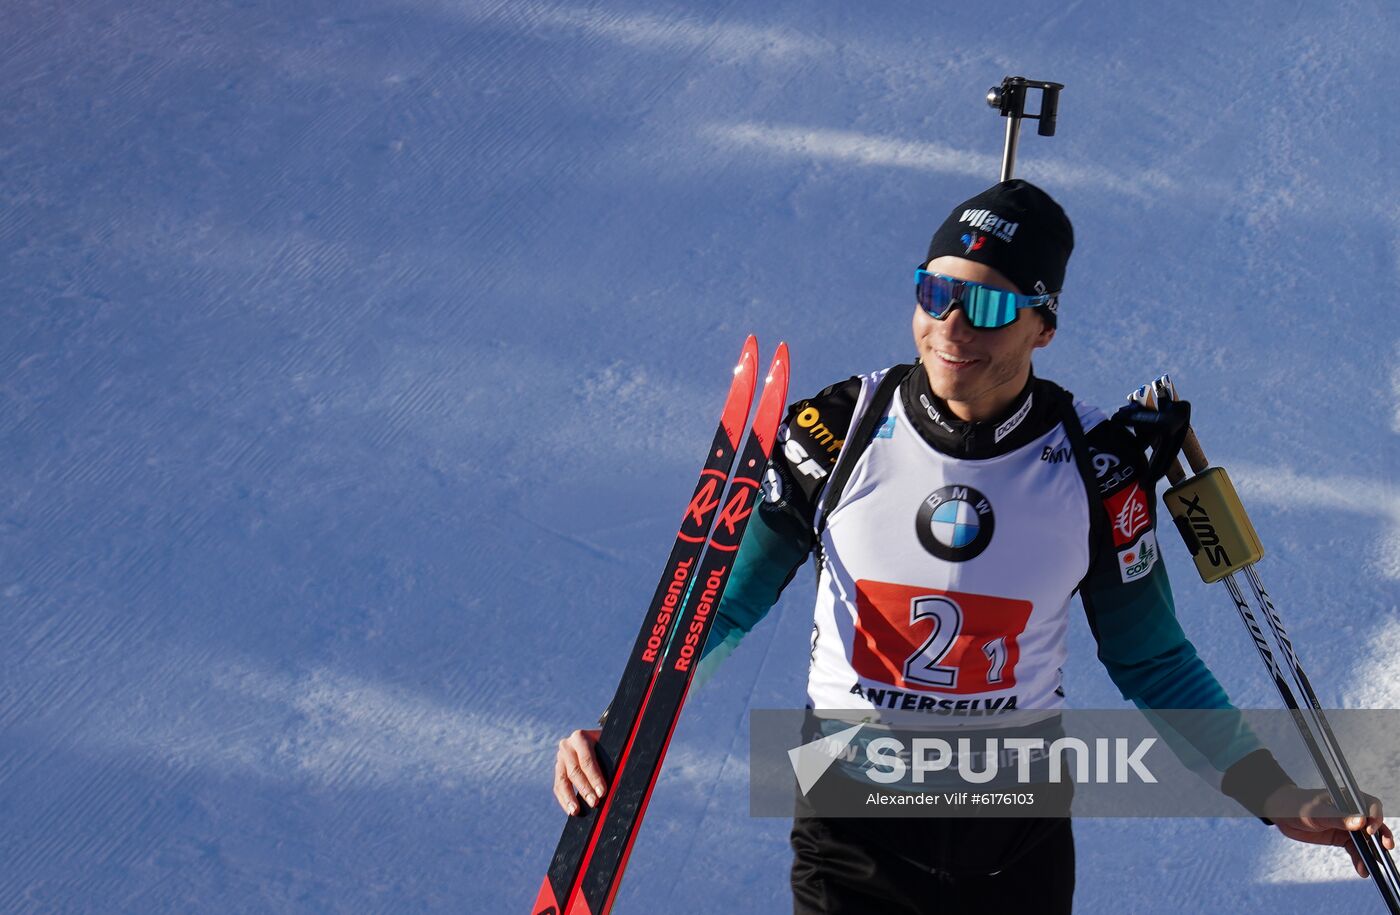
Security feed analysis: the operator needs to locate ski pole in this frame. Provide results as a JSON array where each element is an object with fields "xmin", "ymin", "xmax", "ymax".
[
  {"xmin": 985, "ymin": 76, "xmax": 1063, "ymax": 181},
  {"xmin": 1140, "ymin": 377, "xmax": 1382, "ymax": 824},
  {"xmin": 1129, "ymin": 377, "xmax": 1400, "ymax": 913}
]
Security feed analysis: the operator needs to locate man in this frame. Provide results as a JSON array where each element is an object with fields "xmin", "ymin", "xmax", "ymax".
[{"xmin": 553, "ymin": 180, "xmax": 1393, "ymax": 913}]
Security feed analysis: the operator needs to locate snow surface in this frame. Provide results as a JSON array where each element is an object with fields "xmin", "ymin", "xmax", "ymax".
[{"xmin": 2, "ymin": 0, "xmax": 1398, "ymax": 912}]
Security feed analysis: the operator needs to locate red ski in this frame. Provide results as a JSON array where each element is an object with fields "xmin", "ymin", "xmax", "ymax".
[
  {"xmin": 532, "ymin": 336, "xmax": 760, "ymax": 915},
  {"xmin": 558, "ymin": 343, "xmax": 790, "ymax": 915}
]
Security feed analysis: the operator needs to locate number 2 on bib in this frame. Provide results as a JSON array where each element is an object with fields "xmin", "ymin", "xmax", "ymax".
[{"xmin": 851, "ymin": 580, "xmax": 1033, "ymax": 694}]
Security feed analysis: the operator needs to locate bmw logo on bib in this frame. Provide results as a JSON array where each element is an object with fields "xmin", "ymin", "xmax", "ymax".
[{"xmin": 916, "ymin": 485, "xmax": 995, "ymax": 561}]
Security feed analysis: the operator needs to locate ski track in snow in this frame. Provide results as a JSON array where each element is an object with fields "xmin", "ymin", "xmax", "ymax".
[
  {"xmin": 459, "ymin": 2, "xmax": 829, "ymax": 63},
  {"xmin": 1229, "ymin": 461, "xmax": 1400, "ymax": 581},
  {"xmin": 42, "ymin": 655, "xmax": 737, "ymax": 796},
  {"xmin": 699, "ymin": 122, "xmax": 1183, "ymax": 198}
]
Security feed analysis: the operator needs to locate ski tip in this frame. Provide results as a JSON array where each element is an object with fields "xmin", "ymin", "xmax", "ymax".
[
  {"xmin": 752, "ymin": 342, "xmax": 790, "ymax": 457},
  {"xmin": 720, "ymin": 335, "xmax": 760, "ymax": 450}
]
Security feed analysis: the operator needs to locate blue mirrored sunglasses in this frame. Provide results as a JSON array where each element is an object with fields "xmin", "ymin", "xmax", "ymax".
[{"xmin": 915, "ymin": 268, "xmax": 1058, "ymax": 330}]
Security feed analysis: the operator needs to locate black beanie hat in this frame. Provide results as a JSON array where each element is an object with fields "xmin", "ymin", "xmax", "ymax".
[{"xmin": 925, "ymin": 179, "xmax": 1074, "ymax": 317}]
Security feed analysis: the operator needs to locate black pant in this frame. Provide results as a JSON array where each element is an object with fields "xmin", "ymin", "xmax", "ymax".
[{"xmin": 790, "ymin": 808, "xmax": 1075, "ymax": 914}]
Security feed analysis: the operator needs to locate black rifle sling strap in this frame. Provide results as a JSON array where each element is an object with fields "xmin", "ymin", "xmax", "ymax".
[
  {"xmin": 1050, "ymin": 382, "xmax": 1110, "ymax": 588},
  {"xmin": 815, "ymin": 363, "xmax": 915, "ymax": 537}
]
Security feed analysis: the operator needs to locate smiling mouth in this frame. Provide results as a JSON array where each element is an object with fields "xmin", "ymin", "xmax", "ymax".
[{"xmin": 934, "ymin": 350, "xmax": 978, "ymax": 367}]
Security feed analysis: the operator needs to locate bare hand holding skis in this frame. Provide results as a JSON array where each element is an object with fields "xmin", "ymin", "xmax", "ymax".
[{"xmin": 554, "ymin": 729, "xmax": 605, "ymax": 816}]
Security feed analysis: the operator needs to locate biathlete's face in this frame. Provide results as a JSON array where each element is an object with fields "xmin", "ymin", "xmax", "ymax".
[{"xmin": 911, "ymin": 255, "xmax": 1055, "ymax": 423}]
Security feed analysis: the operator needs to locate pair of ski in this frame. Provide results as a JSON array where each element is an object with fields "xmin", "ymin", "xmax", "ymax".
[{"xmin": 532, "ymin": 336, "xmax": 790, "ymax": 915}]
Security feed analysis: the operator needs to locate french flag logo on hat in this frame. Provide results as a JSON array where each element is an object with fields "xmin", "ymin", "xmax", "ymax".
[{"xmin": 960, "ymin": 233, "xmax": 985, "ymax": 254}]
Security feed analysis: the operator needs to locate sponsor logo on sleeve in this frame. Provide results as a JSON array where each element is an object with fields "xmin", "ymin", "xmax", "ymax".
[
  {"xmin": 1091, "ymin": 450, "xmax": 1119, "ymax": 477},
  {"xmin": 1116, "ymin": 529, "xmax": 1160, "ymax": 583},
  {"xmin": 793, "ymin": 404, "xmax": 845, "ymax": 455},
  {"xmin": 874, "ymin": 415, "xmax": 896, "ymax": 439},
  {"xmin": 1089, "ymin": 447, "xmax": 1136, "ymax": 493},
  {"xmin": 778, "ymin": 422, "xmax": 829, "ymax": 480},
  {"xmin": 762, "ymin": 465, "xmax": 786, "ymax": 506},
  {"xmin": 778, "ymin": 402, "xmax": 847, "ymax": 481},
  {"xmin": 1104, "ymin": 483, "xmax": 1151, "ymax": 547}
]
